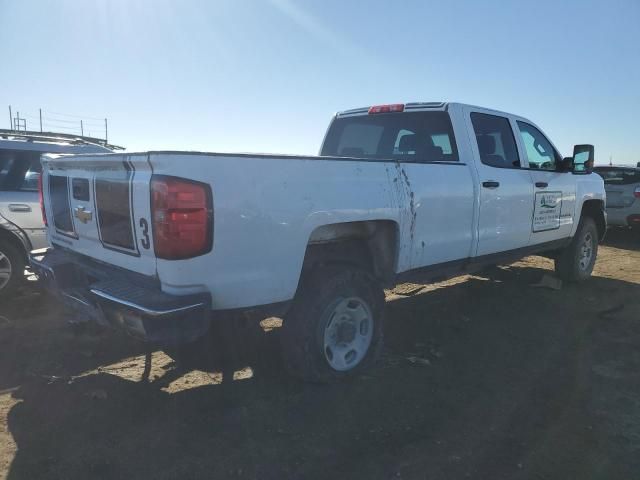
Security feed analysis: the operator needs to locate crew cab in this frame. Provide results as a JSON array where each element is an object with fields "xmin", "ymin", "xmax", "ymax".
[{"xmin": 31, "ymin": 102, "xmax": 606, "ymax": 381}]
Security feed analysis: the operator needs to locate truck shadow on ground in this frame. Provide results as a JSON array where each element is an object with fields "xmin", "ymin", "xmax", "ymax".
[
  {"xmin": 602, "ymin": 227, "xmax": 640, "ymax": 251},
  {"xmin": 4, "ymin": 262, "xmax": 640, "ymax": 480}
]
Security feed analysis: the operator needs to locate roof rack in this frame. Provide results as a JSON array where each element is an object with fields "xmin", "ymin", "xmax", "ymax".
[{"xmin": 0, "ymin": 129, "xmax": 124, "ymax": 151}]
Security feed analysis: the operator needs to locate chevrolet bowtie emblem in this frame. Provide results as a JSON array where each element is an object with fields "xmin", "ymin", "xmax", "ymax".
[{"xmin": 74, "ymin": 206, "xmax": 93, "ymax": 224}]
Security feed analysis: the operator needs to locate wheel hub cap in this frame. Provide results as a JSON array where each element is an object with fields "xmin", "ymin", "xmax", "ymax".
[
  {"xmin": 579, "ymin": 232, "xmax": 593, "ymax": 271},
  {"xmin": 323, "ymin": 297, "xmax": 373, "ymax": 372},
  {"xmin": 0, "ymin": 251, "xmax": 12, "ymax": 291}
]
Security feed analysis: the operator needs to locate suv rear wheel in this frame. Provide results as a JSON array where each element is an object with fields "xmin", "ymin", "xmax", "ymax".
[
  {"xmin": 0, "ymin": 241, "xmax": 25, "ymax": 299},
  {"xmin": 281, "ymin": 265, "xmax": 384, "ymax": 382}
]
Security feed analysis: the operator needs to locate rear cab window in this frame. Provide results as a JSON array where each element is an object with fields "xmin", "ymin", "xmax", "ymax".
[{"xmin": 321, "ymin": 111, "xmax": 459, "ymax": 162}]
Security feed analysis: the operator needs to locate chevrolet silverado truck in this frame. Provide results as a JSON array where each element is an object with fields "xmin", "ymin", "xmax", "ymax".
[{"xmin": 31, "ymin": 102, "xmax": 606, "ymax": 382}]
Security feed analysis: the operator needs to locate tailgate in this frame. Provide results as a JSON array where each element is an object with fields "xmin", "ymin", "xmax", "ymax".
[
  {"xmin": 41, "ymin": 153, "xmax": 156, "ymax": 276},
  {"xmin": 605, "ymin": 185, "xmax": 637, "ymax": 208}
]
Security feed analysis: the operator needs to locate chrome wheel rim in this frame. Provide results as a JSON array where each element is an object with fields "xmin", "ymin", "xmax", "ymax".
[
  {"xmin": 578, "ymin": 231, "xmax": 594, "ymax": 271},
  {"xmin": 322, "ymin": 296, "xmax": 374, "ymax": 372},
  {"xmin": 0, "ymin": 251, "xmax": 12, "ymax": 291}
]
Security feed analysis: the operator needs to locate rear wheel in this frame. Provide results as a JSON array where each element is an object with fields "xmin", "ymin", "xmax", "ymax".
[
  {"xmin": 0, "ymin": 241, "xmax": 25, "ymax": 299},
  {"xmin": 555, "ymin": 217, "xmax": 599, "ymax": 282},
  {"xmin": 281, "ymin": 265, "xmax": 384, "ymax": 382}
]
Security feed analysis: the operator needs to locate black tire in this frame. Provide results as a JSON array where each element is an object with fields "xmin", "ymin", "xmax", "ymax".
[
  {"xmin": 555, "ymin": 217, "xmax": 599, "ymax": 282},
  {"xmin": 280, "ymin": 265, "xmax": 384, "ymax": 382},
  {"xmin": 0, "ymin": 241, "xmax": 26, "ymax": 299}
]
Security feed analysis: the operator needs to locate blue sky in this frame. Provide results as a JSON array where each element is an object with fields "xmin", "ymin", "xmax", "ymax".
[{"xmin": 1, "ymin": 0, "xmax": 638, "ymax": 164}]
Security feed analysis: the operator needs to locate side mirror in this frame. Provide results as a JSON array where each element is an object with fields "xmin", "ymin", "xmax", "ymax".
[{"xmin": 572, "ymin": 144, "xmax": 594, "ymax": 174}]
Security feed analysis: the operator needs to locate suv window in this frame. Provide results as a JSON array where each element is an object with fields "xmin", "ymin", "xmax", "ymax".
[
  {"xmin": 470, "ymin": 113, "xmax": 520, "ymax": 168},
  {"xmin": 595, "ymin": 167, "xmax": 640, "ymax": 185},
  {"xmin": 516, "ymin": 121, "xmax": 560, "ymax": 171},
  {"xmin": 321, "ymin": 111, "xmax": 459, "ymax": 162},
  {"xmin": 0, "ymin": 152, "xmax": 42, "ymax": 192}
]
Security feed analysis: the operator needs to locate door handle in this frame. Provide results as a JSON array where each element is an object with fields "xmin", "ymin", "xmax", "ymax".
[
  {"xmin": 482, "ymin": 181, "xmax": 500, "ymax": 189},
  {"xmin": 535, "ymin": 182, "xmax": 549, "ymax": 188},
  {"xmin": 8, "ymin": 203, "xmax": 31, "ymax": 212}
]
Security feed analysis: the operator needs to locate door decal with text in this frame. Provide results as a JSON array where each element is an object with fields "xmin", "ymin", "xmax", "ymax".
[{"xmin": 533, "ymin": 191, "xmax": 562, "ymax": 232}]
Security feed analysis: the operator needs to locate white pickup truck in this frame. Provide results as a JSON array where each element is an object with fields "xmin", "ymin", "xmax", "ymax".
[{"xmin": 31, "ymin": 102, "xmax": 606, "ymax": 381}]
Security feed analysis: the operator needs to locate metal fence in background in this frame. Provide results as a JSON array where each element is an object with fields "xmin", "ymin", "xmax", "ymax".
[{"xmin": 7, "ymin": 105, "xmax": 109, "ymax": 143}]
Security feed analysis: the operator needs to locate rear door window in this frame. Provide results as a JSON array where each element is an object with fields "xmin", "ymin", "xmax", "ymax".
[
  {"xmin": 322, "ymin": 111, "xmax": 459, "ymax": 162},
  {"xmin": 470, "ymin": 113, "xmax": 520, "ymax": 169}
]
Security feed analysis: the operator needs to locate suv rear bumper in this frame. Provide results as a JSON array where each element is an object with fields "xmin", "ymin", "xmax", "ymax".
[
  {"xmin": 29, "ymin": 247, "xmax": 211, "ymax": 345},
  {"xmin": 606, "ymin": 204, "xmax": 639, "ymax": 228}
]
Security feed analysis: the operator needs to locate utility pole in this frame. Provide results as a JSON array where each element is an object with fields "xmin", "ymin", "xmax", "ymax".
[
  {"xmin": 609, "ymin": 155, "xmax": 612, "ymax": 166},
  {"xmin": 80, "ymin": 120, "xmax": 84, "ymax": 136},
  {"xmin": 39, "ymin": 109, "xmax": 43, "ymax": 132},
  {"xmin": 104, "ymin": 118, "xmax": 108, "ymax": 143},
  {"xmin": 8, "ymin": 105, "xmax": 12, "ymax": 130}
]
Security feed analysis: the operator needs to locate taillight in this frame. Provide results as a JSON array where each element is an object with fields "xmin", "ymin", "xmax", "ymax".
[
  {"xmin": 150, "ymin": 175, "xmax": 212, "ymax": 260},
  {"xmin": 634, "ymin": 186, "xmax": 640, "ymax": 199},
  {"xmin": 368, "ymin": 104, "xmax": 404, "ymax": 114},
  {"xmin": 38, "ymin": 173, "xmax": 47, "ymax": 226}
]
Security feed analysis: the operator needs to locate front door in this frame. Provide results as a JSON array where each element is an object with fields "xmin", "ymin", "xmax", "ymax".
[
  {"xmin": 514, "ymin": 121, "xmax": 576, "ymax": 245},
  {"xmin": 466, "ymin": 109, "xmax": 534, "ymax": 256}
]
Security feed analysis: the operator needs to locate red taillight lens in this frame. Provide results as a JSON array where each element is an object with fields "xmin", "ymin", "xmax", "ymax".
[
  {"xmin": 634, "ymin": 186, "xmax": 640, "ymax": 199},
  {"xmin": 150, "ymin": 175, "xmax": 212, "ymax": 260},
  {"xmin": 368, "ymin": 104, "xmax": 405, "ymax": 114},
  {"xmin": 38, "ymin": 173, "xmax": 47, "ymax": 226}
]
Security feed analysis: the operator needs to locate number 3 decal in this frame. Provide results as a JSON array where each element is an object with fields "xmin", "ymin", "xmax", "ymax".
[{"xmin": 140, "ymin": 218, "xmax": 150, "ymax": 249}]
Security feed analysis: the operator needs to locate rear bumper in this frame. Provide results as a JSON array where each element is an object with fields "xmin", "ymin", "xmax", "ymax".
[
  {"xmin": 606, "ymin": 206, "xmax": 640, "ymax": 228},
  {"xmin": 29, "ymin": 247, "xmax": 211, "ymax": 345}
]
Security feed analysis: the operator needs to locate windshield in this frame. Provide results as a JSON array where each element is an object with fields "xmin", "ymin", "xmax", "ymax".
[{"xmin": 321, "ymin": 111, "xmax": 459, "ymax": 162}]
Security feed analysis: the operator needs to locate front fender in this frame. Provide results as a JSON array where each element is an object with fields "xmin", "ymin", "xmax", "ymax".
[{"xmin": 572, "ymin": 174, "xmax": 606, "ymax": 240}]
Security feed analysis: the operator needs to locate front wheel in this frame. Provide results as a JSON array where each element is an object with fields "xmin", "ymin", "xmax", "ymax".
[
  {"xmin": 281, "ymin": 265, "xmax": 384, "ymax": 382},
  {"xmin": 555, "ymin": 217, "xmax": 599, "ymax": 282}
]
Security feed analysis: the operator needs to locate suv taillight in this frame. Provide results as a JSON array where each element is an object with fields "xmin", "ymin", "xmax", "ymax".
[
  {"xmin": 634, "ymin": 186, "xmax": 640, "ymax": 199},
  {"xmin": 38, "ymin": 173, "xmax": 47, "ymax": 226},
  {"xmin": 150, "ymin": 175, "xmax": 213, "ymax": 260}
]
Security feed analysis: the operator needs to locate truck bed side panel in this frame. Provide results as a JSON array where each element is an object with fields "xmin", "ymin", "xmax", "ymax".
[{"xmin": 150, "ymin": 153, "xmax": 475, "ymax": 309}]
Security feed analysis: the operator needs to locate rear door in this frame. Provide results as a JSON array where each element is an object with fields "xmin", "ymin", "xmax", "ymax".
[
  {"xmin": 513, "ymin": 121, "xmax": 576, "ymax": 244},
  {"xmin": 42, "ymin": 153, "xmax": 156, "ymax": 276},
  {"xmin": 464, "ymin": 108, "xmax": 534, "ymax": 256},
  {"xmin": 320, "ymin": 107, "xmax": 475, "ymax": 271}
]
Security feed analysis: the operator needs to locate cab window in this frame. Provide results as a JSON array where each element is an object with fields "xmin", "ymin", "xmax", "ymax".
[
  {"xmin": 322, "ymin": 111, "xmax": 459, "ymax": 162},
  {"xmin": 470, "ymin": 113, "xmax": 520, "ymax": 168},
  {"xmin": 516, "ymin": 121, "xmax": 561, "ymax": 171}
]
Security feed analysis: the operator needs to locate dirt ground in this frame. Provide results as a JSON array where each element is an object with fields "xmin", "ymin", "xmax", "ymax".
[{"xmin": 1, "ymin": 229, "xmax": 639, "ymax": 480}]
